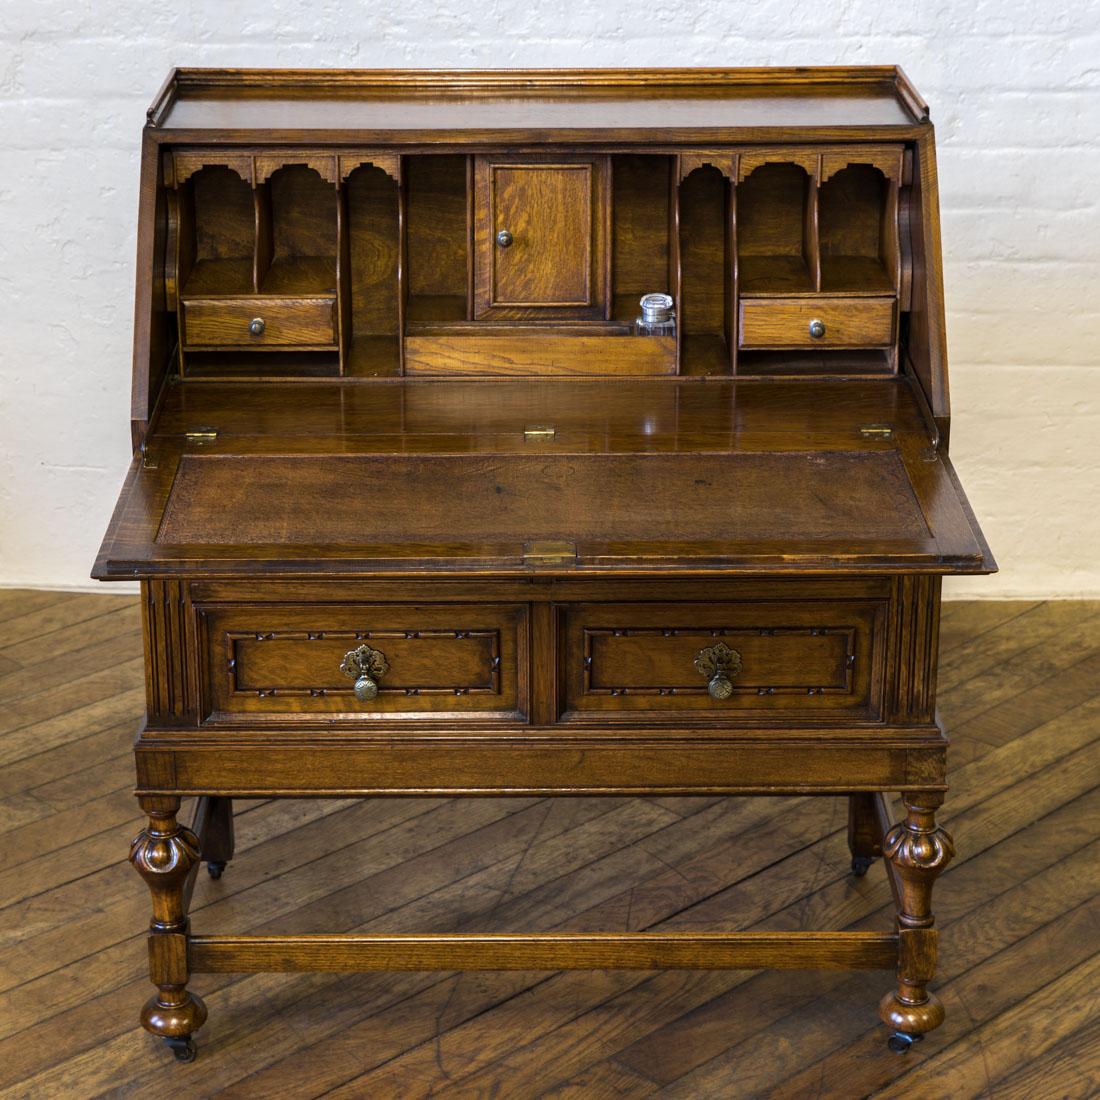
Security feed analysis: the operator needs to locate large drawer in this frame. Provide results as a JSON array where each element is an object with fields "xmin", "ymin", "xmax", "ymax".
[
  {"xmin": 197, "ymin": 603, "xmax": 527, "ymax": 722},
  {"xmin": 738, "ymin": 296, "xmax": 895, "ymax": 349},
  {"xmin": 182, "ymin": 296, "xmax": 337, "ymax": 348},
  {"xmin": 560, "ymin": 600, "xmax": 887, "ymax": 722}
]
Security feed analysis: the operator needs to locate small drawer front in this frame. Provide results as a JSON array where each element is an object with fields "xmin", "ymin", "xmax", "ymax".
[
  {"xmin": 182, "ymin": 297, "xmax": 337, "ymax": 348},
  {"xmin": 739, "ymin": 297, "xmax": 895, "ymax": 349},
  {"xmin": 199, "ymin": 604, "xmax": 526, "ymax": 721},
  {"xmin": 562, "ymin": 601, "xmax": 885, "ymax": 721}
]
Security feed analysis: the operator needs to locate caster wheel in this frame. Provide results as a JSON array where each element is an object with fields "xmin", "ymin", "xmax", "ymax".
[
  {"xmin": 165, "ymin": 1035, "xmax": 197, "ymax": 1062},
  {"xmin": 207, "ymin": 861, "xmax": 226, "ymax": 880},
  {"xmin": 851, "ymin": 856, "xmax": 875, "ymax": 877},
  {"xmin": 887, "ymin": 1031, "xmax": 921, "ymax": 1054}
]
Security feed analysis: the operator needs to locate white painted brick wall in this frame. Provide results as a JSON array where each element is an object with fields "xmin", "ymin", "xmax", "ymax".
[{"xmin": 1, "ymin": 1, "xmax": 1098, "ymax": 597}]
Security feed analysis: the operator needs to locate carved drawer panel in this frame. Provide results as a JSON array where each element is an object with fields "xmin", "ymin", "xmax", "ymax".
[
  {"xmin": 738, "ymin": 296, "xmax": 895, "ymax": 349},
  {"xmin": 198, "ymin": 604, "xmax": 527, "ymax": 722},
  {"xmin": 560, "ymin": 601, "xmax": 886, "ymax": 722},
  {"xmin": 181, "ymin": 296, "xmax": 337, "ymax": 349}
]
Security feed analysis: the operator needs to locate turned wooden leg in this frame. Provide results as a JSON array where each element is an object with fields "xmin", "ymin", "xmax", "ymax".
[
  {"xmin": 847, "ymin": 793, "xmax": 882, "ymax": 876},
  {"xmin": 880, "ymin": 793, "xmax": 954, "ymax": 1051},
  {"xmin": 130, "ymin": 796, "xmax": 207, "ymax": 1061},
  {"xmin": 201, "ymin": 796, "xmax": 234, "ymax": 880}
]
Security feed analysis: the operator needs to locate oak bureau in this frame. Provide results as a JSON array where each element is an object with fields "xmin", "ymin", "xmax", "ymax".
[{"xmin": 93, "ymin": 67, "xmax": 995, "ymax": 1062}]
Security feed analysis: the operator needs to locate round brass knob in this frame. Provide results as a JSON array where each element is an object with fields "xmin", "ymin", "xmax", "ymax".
[
  {"xmin": 249, "ymin": 317, "xmax": 266, "ymax": 336},
  {"xmin": 496, "ymin": 229, "xmax": 513, "ymax": 248},
  {"xmin": 707, "ymin": 673, "xmax": 734, "ymax": 700},
  {"xmin": 808, "ymin": 319, "xmax": 826, "ymax": 339},
  {"xmin": 353, "ymin": 675, "xmax": 379, "ymax": 702}
]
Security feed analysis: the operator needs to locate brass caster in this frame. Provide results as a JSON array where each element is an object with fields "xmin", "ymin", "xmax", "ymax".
[
  {"xmin": 165, "ymin": 1035, "xmax": 197, "ymax": 1062},
  {"xmin": 887, "ymin": 1031, "xmax": 922, "ymax": 1054},
  {"xmin": 207, "ymin": 861, "xmax": 227, "ymax": 879},
  {"xmin": 851, "ymin": 855, "xmax": 875, "ymax": 877}
]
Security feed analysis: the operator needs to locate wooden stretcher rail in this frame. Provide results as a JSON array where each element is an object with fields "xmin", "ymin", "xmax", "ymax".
[{"xmin": 189, "ymin": 931, "xmax": 900, "ymax": 973}]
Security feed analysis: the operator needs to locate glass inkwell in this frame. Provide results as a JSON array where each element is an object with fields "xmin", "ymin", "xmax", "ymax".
[{"xmin": 635, "ymin": 292, "xmax": 675, "ymax": 336}]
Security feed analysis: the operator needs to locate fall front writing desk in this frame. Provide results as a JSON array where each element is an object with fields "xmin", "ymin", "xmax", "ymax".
[{"xmin": 94, "ymin": 66, "xmax": 994, "ymax": 1062}]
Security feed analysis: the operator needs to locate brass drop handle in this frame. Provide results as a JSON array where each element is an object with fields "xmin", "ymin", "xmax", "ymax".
[
  {"xmin": 340, "ymin": 644, "xmax": 389, "ymax": 702},
  {"xmin": 808, "ymin": 318, "xmax": 826, "ymax": 339},
  {"xmin": 496, "ymin": 229, "xmax": 514, "ymax": 248},
  {"xmin": 249, "ymin": 317, "xmax": 266, "ymax": 336},
  {"xmin": 694, "ymin": 642, "xmax": 743, "ymax": 701}
]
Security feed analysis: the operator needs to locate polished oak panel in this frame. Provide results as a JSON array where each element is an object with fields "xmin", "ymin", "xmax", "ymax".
[
  {"xmin": 181, "ymin": 296, "xmax": 337, "ymax": 348},
  {"xmin": 561, "ymin": 599, "xmax": 886, "ymax": 721},
  {"xmin": 197, "ymin": 602, "xmax": 526, "ymax": 721},
  {"xmin": 474, "ymin": 155, "xmax": 608, "ymax": 320},
  {"xmin": 739, "ymin": 296, "xmax": 896, "ymax": 349},
  {"xmin": 404, "ymin": 333, "xmax": 676, "ymax": 376},
  {"xmin": 155, "ymin": 451, "xmax": 928, "ymax": 547}
]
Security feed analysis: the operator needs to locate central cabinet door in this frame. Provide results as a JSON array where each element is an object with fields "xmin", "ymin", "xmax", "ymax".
[{"xmin": 474, "ymin": 155, "xmax": 609, "ymax": 320}]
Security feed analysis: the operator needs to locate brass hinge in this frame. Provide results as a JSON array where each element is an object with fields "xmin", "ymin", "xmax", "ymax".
[
  {"xmin": 859, "ymin": 424, "xmax": 894, "ymax": 440},
  {"xmin": 523, "ymin": 540, "xmax": 576, "ymax": 566},
  {"xmin": 524, "ymin": 425, "xmax": 556, "ymax": 441},
  {"xmin": 185, "ymin": 428, "xmax": 218, "ymax": 444},
  {"xmin": 140, "ymin": 440, "xmax": 158, "ymax": 469}
]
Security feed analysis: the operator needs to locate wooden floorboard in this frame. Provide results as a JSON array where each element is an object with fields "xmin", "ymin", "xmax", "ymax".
[{"xmin": 0, "ymin": 593, "xmax": 1096, "ymax": 1099}]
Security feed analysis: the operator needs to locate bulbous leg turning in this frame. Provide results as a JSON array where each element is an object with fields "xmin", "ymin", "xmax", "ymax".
[
  {"xmin": 880, "ymin": 794, "xmax": 954, "ymax": 1051},
  {"xmin": 880, "ymin": 987, "xmax": 944, "ymax": 1051},
  {"xmin": 131, "ymin": 796, "xmax": 205, "ymax": 1060},
  {"xmin": 141, "ymin": 987, "xmax": 207, "ymax": 1037}
]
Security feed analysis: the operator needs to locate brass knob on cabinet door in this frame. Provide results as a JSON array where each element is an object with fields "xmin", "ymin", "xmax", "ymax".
[
  {"xmin": 340, "ymin": 644, "xmax": 389, "ymax": 703},
  {"xmin": 808, "ymin": 319, "xmax": 826, "ymax": 339},
  {"xmin": 693, "ymin": 642, "xmax": 743, "ymax": 701},
  {"xmin": 496, "ymin": 229, "xmax": 513, "ymax": 248},
  {"xmin": 249, "ymin": 317, "xmax": 266, "ymax": 336}
]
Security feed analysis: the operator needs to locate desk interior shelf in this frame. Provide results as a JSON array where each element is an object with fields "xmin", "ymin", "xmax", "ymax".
[{"xmin": 166, "ymin": 142, "xmax": 907, "ymax": 382}]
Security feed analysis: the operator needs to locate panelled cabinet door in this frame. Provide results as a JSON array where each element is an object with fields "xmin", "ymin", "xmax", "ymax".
[{"xmin": 474, "ymin": 155, "xmax": 609, "ymax": 320}]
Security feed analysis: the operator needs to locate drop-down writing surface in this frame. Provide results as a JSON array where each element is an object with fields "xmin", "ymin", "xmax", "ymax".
[
  {"xmin": 95, "ymin": 377, "xmax": 991, "ymax": 577},
  {"xmin": 157, "ymin": 450, "xmax": 927, "ymax": 546},
  {"xmin": 96, "ymin": 445, "xmax": 987, "ymax": 576}
]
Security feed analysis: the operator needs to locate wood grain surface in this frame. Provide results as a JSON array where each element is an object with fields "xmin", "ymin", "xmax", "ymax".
[
  {"xmin": 154, "ymin": 450, "xmax": 927, "ymax": 546},
  {"xmin": 0, "ymin": 592, "xmax": 1095, "ymax": 1095}
]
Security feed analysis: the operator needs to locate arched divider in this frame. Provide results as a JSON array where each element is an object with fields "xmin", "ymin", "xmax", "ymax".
[
  {"xmin": 255, "ymin": 163, "xmax": 338, "ymax": 295},
  {"xmin": 343, "ymin": 162, "xmax": 403, "ymax": 377},
  {"xmin": 678, "ymin": 161, "xmax": 735, "ymax": 375}
]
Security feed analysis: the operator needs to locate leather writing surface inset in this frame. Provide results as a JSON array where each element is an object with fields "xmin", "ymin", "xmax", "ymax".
[{"xmin": 156, "ymin": 451, "xmax": 927, "ymax": 546}]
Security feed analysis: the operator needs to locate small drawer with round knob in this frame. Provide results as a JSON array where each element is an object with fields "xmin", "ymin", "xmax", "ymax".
[
  {"xmin": 738, "ymin": 296, "xmax": 895, "ymax": 350},
  {"xmin": 181, "ymin": 296, "xmax": 337, "ymax": 349}
]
